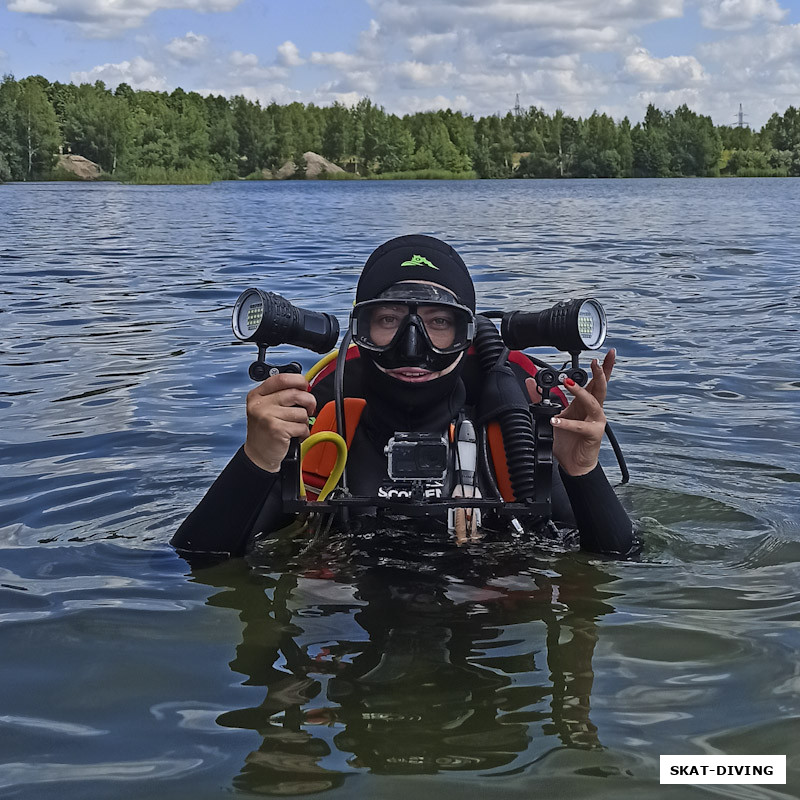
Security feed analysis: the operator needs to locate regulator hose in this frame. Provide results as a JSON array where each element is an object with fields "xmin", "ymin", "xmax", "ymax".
[{"xmin": 474, "ymin": 315, "xmax": 537, "ymax": 501}]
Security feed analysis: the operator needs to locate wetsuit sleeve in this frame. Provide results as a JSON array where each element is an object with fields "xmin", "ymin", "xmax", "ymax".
[
  {"xmin": 171, "ymin": 446, "xmax": 281, "ymax": 559},
  {"xmin": 558, "ymin": 463, "xmax": 634, "ymax": 555}
]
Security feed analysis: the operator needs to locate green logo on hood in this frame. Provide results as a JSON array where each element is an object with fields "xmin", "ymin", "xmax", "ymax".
[{"xmin": 401, "ymin": 254, "xmax": 439, "ymax": 269}]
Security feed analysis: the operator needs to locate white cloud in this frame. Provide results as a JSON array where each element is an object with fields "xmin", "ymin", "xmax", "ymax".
[
  {"xmin": 229, "ymin": 51, "xmax": 259, "ymax": 68},
  {"xmin": 8, "ymin": 0, "xmax": 244, "ymax": 36},
  {"xmin": 394, "ymin": 60, "xmax": 456, "ymax": 88},
  {"xmin": 624, "ymin": 47, "xmax": 706, "ymax": 85},
  {"xmin": 357, "ymin": 18, "xmax": 383, "ymax": 58},
  {"xmin": 407, "ymin": 31, "xmax": 459, "ymax": 61},
  {"xmin": 70, "ymin": 57, "xmax": 166, "ymax": 90},
  {"xmin": 372, "ymin": 0, "xmax": 684, "ymax": 38},
  {"xmin": 9, "ymin": 0, "xmax": 57, "ymax": 13},
  {"xmin": 303, "ymin": 2, "xmax": 673, "ymax": 119},
  {"xmin": 455, "ymin": 69, "xmax": 517, "ymax": 95},
  {"xmin": 697, "ymin": 23, "xmax": 800, "ymax": 120},
  {"xmin": 165, "ymin": 31, "xmax": 209, "ymax": 62},
  {"xmin": 310, "ymin": 50, "xmax": 368, "ymax": 71},
  {"xmin": 698, "ymin": 0, "xmax": 787, "ymax": 31},
  {"xmin": 309, "ymin": 44, "xmax": 382, "ymax": 95},
  {"xmin": 317, "ymin": 71, "xmax": 380, "ymax": 95},
  {"xmin": 276, "ymin": 40, "xmax": 304, "ymax": 67},
  {"xmin": 701, "ymin": 22, "xmax": 800, "ymax": 73},
  {"xmin": 228, "ymin": 51, "xmax": 288, "ymax": 82}
]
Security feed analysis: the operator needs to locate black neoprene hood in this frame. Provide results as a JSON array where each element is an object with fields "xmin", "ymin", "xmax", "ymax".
[{"xmin": 356, "ymin": 234, "xmax": 476, "ymax": 311}]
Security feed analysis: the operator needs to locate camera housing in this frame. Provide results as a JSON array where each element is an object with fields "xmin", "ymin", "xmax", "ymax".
[{"xmin": 385, "ymin": 432, "xmax": 449, "ymax": 482}]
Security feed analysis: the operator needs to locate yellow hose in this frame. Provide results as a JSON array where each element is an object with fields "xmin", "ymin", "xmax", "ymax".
[
  {"xmin": 304, "ymin": 350, "xmax": 338, "ymax": 383},
  {"xmin": 301, "ymin": 345, "xmax": 355, "ymax": 500},
  {"xmin": 304, "ymin": 343, "xmax": 358, "ymax": 384},
  {"xmin": 300, "ymin": 431, "xmax": 348, "ymax": 501}
]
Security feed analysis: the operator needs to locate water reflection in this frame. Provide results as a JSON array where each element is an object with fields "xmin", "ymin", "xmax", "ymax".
[{"xmin": 191, "ymin": 548, "xmax": 617, "ymax": 794}]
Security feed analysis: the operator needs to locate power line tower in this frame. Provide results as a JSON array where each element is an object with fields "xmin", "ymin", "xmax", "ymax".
[{"xmin": 734, "ymin": 103, "xmax": 749, "ymax": 128}]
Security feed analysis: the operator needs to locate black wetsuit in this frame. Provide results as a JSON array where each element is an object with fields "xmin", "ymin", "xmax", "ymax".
[{"xmin": 172, "ymin": 352, "xmax": 634, "ymax": 559}]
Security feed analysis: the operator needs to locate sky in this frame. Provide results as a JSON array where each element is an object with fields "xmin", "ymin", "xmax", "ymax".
[{"xmin": 2, "ymin": 0, "xmax": 800, "ymax": 128}]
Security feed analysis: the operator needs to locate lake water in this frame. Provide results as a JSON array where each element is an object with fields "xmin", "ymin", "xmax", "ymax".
[{"xmin": 1, "ymin": 178, "xmax": 799, "ymax": 799}]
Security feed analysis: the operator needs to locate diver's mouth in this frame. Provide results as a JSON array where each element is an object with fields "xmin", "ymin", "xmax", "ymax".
[{"xmin": 384, "ymin": 367, "xmax": 437, "ymax": 383}]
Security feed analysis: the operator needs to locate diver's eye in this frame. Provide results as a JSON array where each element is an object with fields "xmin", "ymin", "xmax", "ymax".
[
  {"xmin": 419, "ymin": 307, "xmax": 455, "ymax": 330},
  {"xmin": 375, "ymin": 314, "xmax": 402, "ymax": 328}
]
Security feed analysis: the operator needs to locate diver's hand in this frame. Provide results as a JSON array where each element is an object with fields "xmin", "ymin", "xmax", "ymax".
[
  {"xmin": 525, "ymin": 349, "xmax": 615, "ymax": 477},
  {"xmin": 244, "ymin": 373, "xmax": 316, "ymax": 473}
]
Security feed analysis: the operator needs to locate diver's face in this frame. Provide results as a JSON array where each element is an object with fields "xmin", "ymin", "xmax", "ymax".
[{"xmin": 363, "ymin": 279, "xmax": 471, "ymax": 382}]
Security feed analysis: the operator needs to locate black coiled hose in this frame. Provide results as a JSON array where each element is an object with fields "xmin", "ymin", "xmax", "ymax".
[{"xmin": 473, "ymin": 315, "xmax": 537, "ymax": 501}]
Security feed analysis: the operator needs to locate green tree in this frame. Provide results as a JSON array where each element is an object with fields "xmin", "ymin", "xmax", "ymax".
[
  {"xmin": 350, "ymin": 107, "xmax": 365, "ymax": 173},
  {"xmin": 123, "ymin": 91, "xmax": 180, "ymax": 173},
  {"xmin": 719, "ymin": 124, "xmax": 755, "ymax": 150},
  {"xmin": 205, "ymin": 94, "xmax": 239, "ymax": 178},
  {"xmin": 761, "ymin": 106, "xmax": 800, "ymax": 152},
  {"xmin": 667, "ymin": 104, "xmax": 721, "ymax": 177},
  {"xmin": 574, "ymin": 113, "xmax": 621, "ymax": 177},
  {"xmin": 320, "ymin": 101, "xmax": 352, "ymax": 163},
  {"xmin": 424, "ymin": 116, "xmax": 470, "ymax": 171},
  {"xmin": 352, "ymin": 97, "xmax": 386, "ymax": 172},
  {"xmin": 474, "ymin": 115, "xmax": 515, "ymax": 177},
  {"xmin": 232, "ymin": 96, "xmax": 270, "ymax": 174},
  {"xmin": 62, "ymin": 82, "xmax": 132, "ymax": 173},
  {"xmin": 438, "ymin": 109, "xmax": 475, "ymax": 163},
  {"xmin": 0, "ymin": 75, "xmax": 23, "ymax": 179},
  {"xmin": 16, "ymin": 76, "xmax": 60, "ymax": 179},
  {"xmin": 376, "ymin": 114, "xmax": 415, "ymax": 173},
  {"xmin": 616, "ymin": 118, "xmax": 634, "ymax": 177},
  {"xmin": 631, "ymin": 122, "xmax": 670, "ymax": 177}
]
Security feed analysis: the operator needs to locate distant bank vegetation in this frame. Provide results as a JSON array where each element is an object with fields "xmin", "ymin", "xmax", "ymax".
[{"xmin": 1, "ymin": 73, "xmax": 800, "ymax": 185}]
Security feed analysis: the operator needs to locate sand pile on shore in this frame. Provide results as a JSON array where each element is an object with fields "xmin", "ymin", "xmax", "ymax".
[
  {"xmin": 57, "ymin": 155, "xmax": 102, "ymax": 180},
  {"xmin": 265, "ymin": 151, "xmax": 345, "ymax": 179}
]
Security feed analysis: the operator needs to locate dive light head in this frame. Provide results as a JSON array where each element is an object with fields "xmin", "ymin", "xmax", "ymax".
[
  {"xmin": 500, "ymin": 298, "xmax": 607, "ymax": 352},
  {"xmin": 232, "ymin": 288, "xmax": 340, "ymax": 354}
]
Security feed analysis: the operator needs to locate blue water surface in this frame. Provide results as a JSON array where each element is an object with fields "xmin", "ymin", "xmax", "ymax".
[{"xmin": 1, "ymin": 178, "xmax": 799, "ymax": 799}]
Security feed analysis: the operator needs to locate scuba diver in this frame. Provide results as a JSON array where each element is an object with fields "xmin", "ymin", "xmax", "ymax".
[{"xmin": 172, "ymin": 234, "xmax": 634, "ymax": 560}]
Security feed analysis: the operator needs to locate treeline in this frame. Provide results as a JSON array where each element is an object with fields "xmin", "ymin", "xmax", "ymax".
[{"xmin": 2, "ymin": 73, "xmax": 800, "ymax": 183}]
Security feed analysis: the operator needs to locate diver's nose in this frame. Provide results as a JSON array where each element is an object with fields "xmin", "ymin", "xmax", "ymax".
[{"xmin": 400, "ymin": 320, "xmax": 424, "ymax": 358}]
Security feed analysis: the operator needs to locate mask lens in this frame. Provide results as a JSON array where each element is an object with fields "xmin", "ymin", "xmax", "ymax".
[
  {"xmin": 368, "ymin": 304, "xmax": 410, "ymax": 347},
  {"xmin": 418, "ymin": 305, "xmax": 458, "ymax": 350}
]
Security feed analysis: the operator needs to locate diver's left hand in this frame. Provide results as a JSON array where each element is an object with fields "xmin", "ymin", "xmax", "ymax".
[{"xmin": 525, "ymin": 349, "xmax": 615, "ymax": 477}]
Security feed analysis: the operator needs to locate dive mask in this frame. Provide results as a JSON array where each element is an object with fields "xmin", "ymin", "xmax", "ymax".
[{"xmin": 350, "ymin": 284, "xmax": 476, "ymax": 357}]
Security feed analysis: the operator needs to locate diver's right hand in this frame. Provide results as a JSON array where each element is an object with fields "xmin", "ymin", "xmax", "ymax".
[{"xmin": 243, "ymin": 373, "xmax": 317, "ymax": 473}]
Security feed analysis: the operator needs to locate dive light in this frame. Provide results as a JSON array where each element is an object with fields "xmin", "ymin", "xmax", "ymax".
[
  {"xmin": 232, "ymin": 288, "xmax": 340, "ymax": 353},
  {"xmin": 500, "ymin": 298, "xmax": 607, "ymax": 352},
  {"xmin": 232, "ymin": 288, "xmax": 340, "ymax": 381}
]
